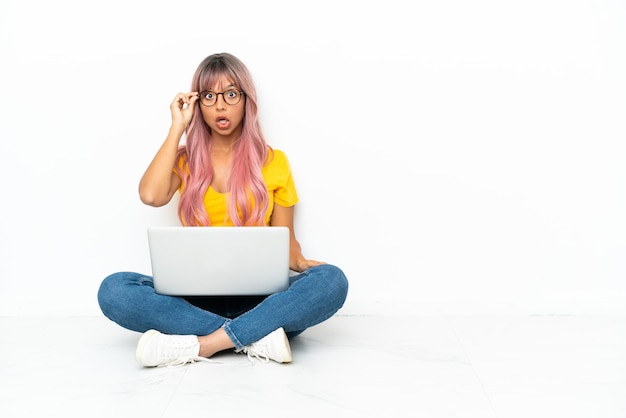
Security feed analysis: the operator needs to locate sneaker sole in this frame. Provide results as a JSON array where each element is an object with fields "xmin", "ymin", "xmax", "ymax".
[{"xmin": 135, "ymin": 329, "xmax": 160, "ymax": 366}]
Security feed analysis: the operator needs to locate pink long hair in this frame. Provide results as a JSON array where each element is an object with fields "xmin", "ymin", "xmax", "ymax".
[{"xmin": 174, "ymin": 53, "xmax": 271, "ymax": 226}]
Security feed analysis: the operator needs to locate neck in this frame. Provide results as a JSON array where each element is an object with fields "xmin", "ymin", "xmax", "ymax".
[{"xmin": 210, "ymin": 139, "xmax": 236, "ymax": 154}]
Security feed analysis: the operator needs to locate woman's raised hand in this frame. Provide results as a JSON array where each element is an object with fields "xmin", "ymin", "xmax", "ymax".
[{"xmin": 170, "ymin": 92, "xmax": 199, "ymax": 128}]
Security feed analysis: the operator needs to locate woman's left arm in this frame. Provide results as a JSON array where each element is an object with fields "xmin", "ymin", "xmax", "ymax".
[{"xmin": 270, "ymin": 203, "xmax": 325, "ymax": 272}]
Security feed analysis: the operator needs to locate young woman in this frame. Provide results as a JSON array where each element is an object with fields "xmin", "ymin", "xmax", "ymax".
[{"xmin": 97, "ymin": 52, "xmax": 349, "ymax": 367}]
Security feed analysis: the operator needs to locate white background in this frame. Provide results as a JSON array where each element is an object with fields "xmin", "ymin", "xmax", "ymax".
[{"xmin": 1, "ymin": 0, "xmax": 624, "ymax": 316}]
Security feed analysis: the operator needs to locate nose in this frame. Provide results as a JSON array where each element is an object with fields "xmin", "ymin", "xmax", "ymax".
[{"xmin": 215, "ymin": 93, "xmax": 227, "ymax": 109}]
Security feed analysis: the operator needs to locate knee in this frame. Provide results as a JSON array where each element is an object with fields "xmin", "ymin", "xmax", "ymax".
[
  {"xmin": 316, "ymin": 264, "xmax": 349, "ymax": 304},
  {"xmin": 97, "ymin": 273, "xmax": 119, "ymax": 313},
  {"xmin": 97, "ymin": 272, "xmax": 135, "ymax": 314}
]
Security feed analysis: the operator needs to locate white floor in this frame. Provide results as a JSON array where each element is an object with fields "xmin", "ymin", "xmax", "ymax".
[{"xmin": 1, "ymin": 315, "xmax": 625, "ymax": 418}]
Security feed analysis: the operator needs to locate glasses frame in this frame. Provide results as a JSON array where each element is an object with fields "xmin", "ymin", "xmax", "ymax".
[{"xmin": 198, "ymin": 89, "xmax": 245, "ymax": 107}]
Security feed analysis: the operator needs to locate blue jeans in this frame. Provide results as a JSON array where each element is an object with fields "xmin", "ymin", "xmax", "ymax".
[{"xmin": 97, "ymin": 264, "xmax": 348, "ymax": 350}]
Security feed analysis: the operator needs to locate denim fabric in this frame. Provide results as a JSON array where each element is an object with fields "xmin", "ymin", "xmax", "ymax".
[{"xmin": 97, "ymin": 264, "xmax": 348, "ymax": 349}]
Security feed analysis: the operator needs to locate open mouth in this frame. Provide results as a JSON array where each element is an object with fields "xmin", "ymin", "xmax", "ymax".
[{"xmin": 216, "ymin": 117, "xmax": 230, "ymax": 128}]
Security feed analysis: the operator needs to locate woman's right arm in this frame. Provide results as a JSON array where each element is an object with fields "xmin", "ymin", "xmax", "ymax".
[{"xmin": 138, "ymin": 92, "xmax": 198, "ymax": 207}]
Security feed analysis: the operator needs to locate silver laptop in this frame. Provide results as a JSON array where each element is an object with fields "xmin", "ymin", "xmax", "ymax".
[{"xmin": 147, "ymin": 226, "xmax": 290, "ymax": 296}]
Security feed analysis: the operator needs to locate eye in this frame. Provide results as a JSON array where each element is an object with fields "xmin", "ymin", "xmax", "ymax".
[
  {"xmin": 226, "ymin": 90, "xmax": 238, "ymax": 99},
  {"xmin": 203, "ymin": 91, "xmax": 215, "ymax": 100}
]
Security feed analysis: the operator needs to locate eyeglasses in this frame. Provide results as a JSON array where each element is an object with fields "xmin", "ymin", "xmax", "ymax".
[{"xmin": 199, "ymin": 89, "xmax": 245, "ymax": 107}]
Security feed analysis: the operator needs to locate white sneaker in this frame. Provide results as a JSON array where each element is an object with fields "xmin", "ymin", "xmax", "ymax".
[
  {"xmin": 135, "ymin": 329, "xmax": 210, "ymax": 367},
  {"xmin": 238, "ymin": 327, "xmax": 292, "ymax": 364}
]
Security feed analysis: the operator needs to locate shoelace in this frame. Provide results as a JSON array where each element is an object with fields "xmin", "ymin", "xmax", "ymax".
[
  {"xmin": 159, "ymin": 355, "xmax": 221, "ymax": 368},
  {"xmin": 243, "ymin": 344, "xmax": 271, "ymax": 364},
  {"xmin": 155, "ymin": 341, "xmax": 222, "ymax": 368}
]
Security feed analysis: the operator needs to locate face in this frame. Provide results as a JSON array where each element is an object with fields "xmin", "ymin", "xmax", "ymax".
[{"xmin": 199, "ymin": 76, "xmax": 246, "ymax": 140}]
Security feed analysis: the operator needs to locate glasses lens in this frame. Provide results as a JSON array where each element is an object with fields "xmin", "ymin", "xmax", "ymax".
[
  {"xmin": 200, "ymin": 91, "xmax": 215, "ymax": 106},
  {"xmin": 224, "ymin": 89, "xmax": 240, "ymax": 105}
]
